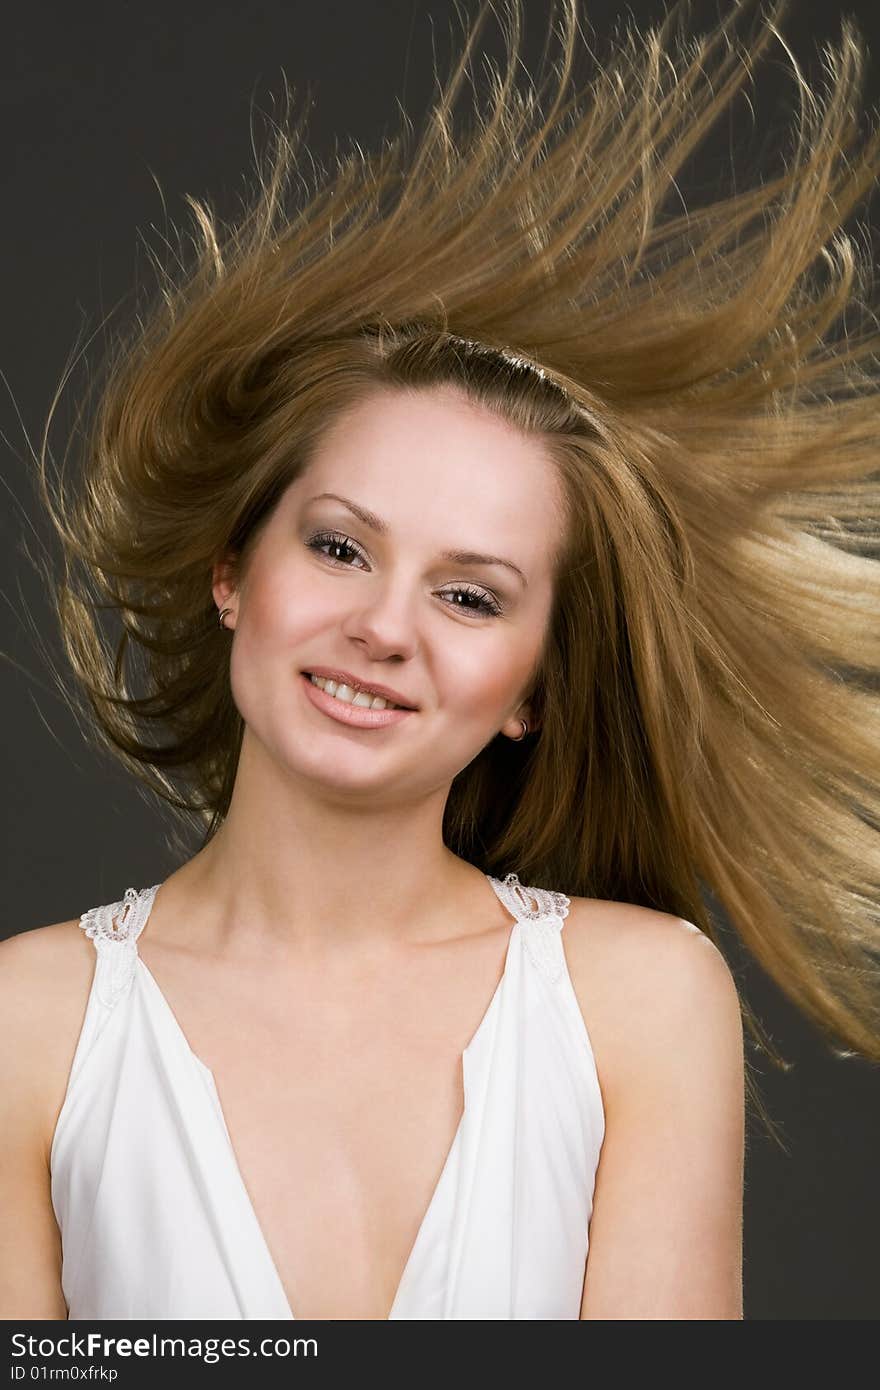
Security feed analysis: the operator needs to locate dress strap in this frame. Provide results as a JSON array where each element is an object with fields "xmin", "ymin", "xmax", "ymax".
[
  {"xmin": 488, "ymin": 872, "xmax": 572, "ymax": 983},
  {"xmin": 78, "ymin": 884, "xmax": 161, "ymax": 1009},
  {"xmin": 489, "ymin": 872, "xmax": 571, "ymax": 924}
]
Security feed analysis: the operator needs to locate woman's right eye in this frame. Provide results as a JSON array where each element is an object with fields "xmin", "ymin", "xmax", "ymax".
[{"xmin": 306, "ymin": 530, "xmax": 366, "ymax": 566}]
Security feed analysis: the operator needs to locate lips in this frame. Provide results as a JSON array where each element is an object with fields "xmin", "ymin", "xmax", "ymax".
[
  {"xmin": 300, "ymin": 672, "xmax": 415, "ymax": 728},
  {"xmin": 301, "ymin": 668, "xmax": 418, "ymax": 710}
]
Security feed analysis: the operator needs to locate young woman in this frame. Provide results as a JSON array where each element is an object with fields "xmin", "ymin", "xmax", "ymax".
[{"xmin": 2, "ymin": 0, "xmax": 878, "ymax": 1320}]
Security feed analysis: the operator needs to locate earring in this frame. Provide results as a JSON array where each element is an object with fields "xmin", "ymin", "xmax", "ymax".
[
  {"xmin": 218, "ymin": 607, "xmax": 233, "ymax": 629},
  {"xmin": 510, "ymin": 718, "xmax": 529, "ymax": 742}
]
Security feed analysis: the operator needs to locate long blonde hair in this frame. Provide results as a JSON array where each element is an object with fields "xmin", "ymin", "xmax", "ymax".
[{"xmin": 28, "ymin": 0, "xmax": 880, "ymax": 1139}]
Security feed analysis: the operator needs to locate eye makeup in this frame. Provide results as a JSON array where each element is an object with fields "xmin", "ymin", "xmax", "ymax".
[{"xmin": 304, "ymin": 528, "xmax": 506, "ymax": 617}]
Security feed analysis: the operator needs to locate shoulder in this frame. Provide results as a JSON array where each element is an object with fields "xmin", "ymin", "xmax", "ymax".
[
  {"xmin": 0, "ymin": 919, "xmax": 95, "ymax": 1318},
  {"xmin": 559, "ymin": 895, "xmax": 743, "ymax": 1105},
  {"xmin": 560, "ymin": 896, "xmax": 745, "ymax": 1317},
  {"xmin": 0, "ymin": 915, "xmax": 99, "ymax": 1160},
  {"xmin": 0, "ymin": 914, "xmax": 98, "ymax": 1029}
]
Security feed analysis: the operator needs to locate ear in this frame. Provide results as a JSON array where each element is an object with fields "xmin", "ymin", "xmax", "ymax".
[
  {"xmin": 211, "ymin": 552, "xmax": 239, "ymax": 618},
  {"xmin": 502, "ymin": 702, "xmax": 540, "ymax": 740}
]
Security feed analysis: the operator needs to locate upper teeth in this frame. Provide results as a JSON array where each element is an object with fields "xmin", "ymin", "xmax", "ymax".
[{"xmin": 308, "ymin": 674, "xmax": 403, "ymax": 710}]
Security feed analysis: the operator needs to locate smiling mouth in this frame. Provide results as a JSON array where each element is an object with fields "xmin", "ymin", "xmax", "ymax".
[{"xmin": 303, "ymin": 672, "xmax": 411, "ymax": 711}]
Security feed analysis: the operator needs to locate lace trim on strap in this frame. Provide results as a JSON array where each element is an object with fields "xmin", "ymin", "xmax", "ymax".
[
  {"xmin": 492, "ymin": 872, "xmax": 571, "ymax": 983},
  {"xmin": 78, "ymin": 885, "xmax": 160, "ymax": 1009}
]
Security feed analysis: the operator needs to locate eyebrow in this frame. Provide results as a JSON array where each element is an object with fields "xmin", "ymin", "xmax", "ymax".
[{"xmin": 306, "ymin": 492, "xmax": 529, "ymax": 589}]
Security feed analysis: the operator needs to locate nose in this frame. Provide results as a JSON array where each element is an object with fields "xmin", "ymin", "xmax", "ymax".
[{"xmin": 339, "ymin": 579, "xmax": 421, "ymax": 661}]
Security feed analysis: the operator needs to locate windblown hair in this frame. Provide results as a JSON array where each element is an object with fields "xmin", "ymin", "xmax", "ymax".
[{"xmin": 29, "ymin": 0, "xmax": 880, "ymax": 1136}]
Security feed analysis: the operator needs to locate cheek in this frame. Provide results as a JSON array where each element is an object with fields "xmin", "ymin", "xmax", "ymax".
[
  {"xmin": 240, "ymin": 553, "xmax": 331, "ymax": 650},
  {"xmin": 440, "ymin": 640, "xmax": 531, "ymax": 721}
]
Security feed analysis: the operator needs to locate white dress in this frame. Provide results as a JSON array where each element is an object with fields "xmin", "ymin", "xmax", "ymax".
[{"xmin": 50, "ymin": 872, "xmax": 605, "ymax": 1319}]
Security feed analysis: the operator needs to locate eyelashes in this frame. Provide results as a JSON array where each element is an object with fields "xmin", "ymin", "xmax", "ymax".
[{"xmin": 305, "ymin": 529, "xmax": 504, "ymax": 618}]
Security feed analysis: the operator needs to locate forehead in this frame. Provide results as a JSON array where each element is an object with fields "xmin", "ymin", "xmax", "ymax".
[{"xmin": 289, "ymin": 386, "xmax": 564, "ymax": 571}]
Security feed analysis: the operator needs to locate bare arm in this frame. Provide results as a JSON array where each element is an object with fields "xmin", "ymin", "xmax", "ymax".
[
  {"xmin": 577, "ymin": 915, "xmax": 745, "ymax": 1319},
  {"xmin": 0, "ymin": 927, "xmax": 82, "ymax": 1319}
]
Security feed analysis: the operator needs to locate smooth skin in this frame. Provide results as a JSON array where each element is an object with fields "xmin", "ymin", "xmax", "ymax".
[{"xmin": 0, "ymin": 384, "xmax": 744, "ymax": 1319}]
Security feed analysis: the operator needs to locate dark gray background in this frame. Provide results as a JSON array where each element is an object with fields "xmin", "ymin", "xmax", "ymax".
[{"xmin": 3, "ymin": 0, "xmax": 878, "ymax": 1320}]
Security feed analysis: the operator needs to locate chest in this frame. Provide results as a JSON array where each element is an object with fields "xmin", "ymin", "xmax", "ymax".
[
  {"xmin": 208, "ymin": 1037, "xmax": 467, "ymax": 1317},
  {"xmin": 136, "ymin": 932, "xmax": 508, "ymax": 1319}
]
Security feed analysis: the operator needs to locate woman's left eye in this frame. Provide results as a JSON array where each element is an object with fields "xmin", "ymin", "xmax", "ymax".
[{"xmin": 305, "ymin": 530, "xmax": 503, "ymax": 617}]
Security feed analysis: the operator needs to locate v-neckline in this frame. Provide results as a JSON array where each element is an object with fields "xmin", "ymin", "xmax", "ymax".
[{"xmin": 133, "ymin": 871, "xmax": 521, "ymax": 1321}]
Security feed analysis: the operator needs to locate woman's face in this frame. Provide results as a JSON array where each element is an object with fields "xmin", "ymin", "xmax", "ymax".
[{"xmin": 213, "ymin": 384, "xmax": 565, "ymax": 805}]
